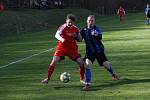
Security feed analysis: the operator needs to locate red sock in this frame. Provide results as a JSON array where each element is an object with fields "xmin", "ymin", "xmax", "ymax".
[
  {"xmin": 79, "ymin": 66, "xmax": 85, "ymax": 80},
  {"xmin": 47, "ymin": 65, "xmax": 55, "ymax": 80}
]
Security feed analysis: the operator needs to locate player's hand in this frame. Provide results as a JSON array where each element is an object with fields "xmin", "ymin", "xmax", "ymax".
[
  {"xmin": 91, "ymin": 30, "xmax": 98, "ymax": 36},
  {"xmin": 72, "ymin": 32, "xmax": 78, "ymax": 38},
  {"xmin": 60, "ymin": 38, "xmax": 65, "ymax": 43}
]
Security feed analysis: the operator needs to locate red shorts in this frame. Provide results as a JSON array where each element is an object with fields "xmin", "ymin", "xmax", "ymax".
[
  {"xmin": 119, "ymin": 14, "xmax": 125, "ymax": 17},
  {"xmin": 54, "ymin": 48, "xmax": 80, "ymax": 61}
]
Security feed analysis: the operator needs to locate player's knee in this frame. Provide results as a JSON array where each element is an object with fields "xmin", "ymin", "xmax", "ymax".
[
  {"xmin": 76, "ymin": 58, "xmax": 84, "ymax": 66},
  {"xmin": 51, "ymin": 56, "xmax": 61, "ymax": 65},
  {"xmin": 78, "ymin": 61, "xmax": 84, "ymax": 67},
  {"xmin": 50, "ymin": 63, "xmax": 55, "ymax": 67},
  {"xmin": 50, "ymin": 61, "xmax": 56, "ymax": 66},
  {"xmin": 85, "ymin": 59, "xmax": 92, "ymax": 68},
  {"xmin": 48, "ymin": 64, "xmax": 55, "ymax": 71},
  {"xmin": 103, "ymin": 61, "xmax": 110, "ymax": 68}
]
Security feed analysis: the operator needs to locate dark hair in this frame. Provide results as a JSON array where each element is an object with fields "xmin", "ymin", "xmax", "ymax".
[{"xmin": 66, "ymin": 14, "xmax": 76, "ymax": 22}]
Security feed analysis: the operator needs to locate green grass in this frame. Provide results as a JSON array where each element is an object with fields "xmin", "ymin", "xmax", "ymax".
[
  {"xmin": 0, "ymin": 9, "xmax": 95, "ymax": 37},
  {"xmin": 0, "ymin": 9, "xmax": 150, "ymax": 100}
]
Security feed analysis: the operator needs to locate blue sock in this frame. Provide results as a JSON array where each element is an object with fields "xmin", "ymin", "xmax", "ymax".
[
  {"xmin": 106, "ymin": 65, "xmax": 114, "ymax": 75},
  {"xmin": 145, "ymin": 20, "xmax": 148, "ymax": 24},
  {"xmin": 85, "ymin": 67, "xmax": 91, "ymax": 83},
  {"xmin": 146, "ymin": 20, "xmax": 149, "ymax": 25}
]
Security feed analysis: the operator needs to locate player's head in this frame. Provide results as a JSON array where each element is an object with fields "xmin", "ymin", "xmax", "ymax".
[
  {"xmin": 147, "ymin": 4, "xmax": 149, "ymax": 8},
  {"xmin": 66, "ymin": 14, "xmax": 76, "ymax": 27},
  {"xmin": 87, "ymin": 15, "xmax": 95, "ymax": 27},
  {"xmin": 119, "ymin": 6, "xmax": 124, "ymax": 9}
]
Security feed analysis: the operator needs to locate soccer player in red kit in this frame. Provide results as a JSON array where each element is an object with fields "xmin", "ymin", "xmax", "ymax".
[
  {"xmin": 0, "ymin": 2, "xmax": 4, "ymax": 11},
  {"xmin": 41, "ymin": 14, "xmax": 85, "ymax": 84},
  {"xmin": 117, "ymin": 6, "xmax": 125, "ymax": 22}
]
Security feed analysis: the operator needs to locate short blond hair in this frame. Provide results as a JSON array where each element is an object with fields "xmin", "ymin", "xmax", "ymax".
[{"xmin": 87, "ymin": 15, "xmax": 95, "ymax": 19}]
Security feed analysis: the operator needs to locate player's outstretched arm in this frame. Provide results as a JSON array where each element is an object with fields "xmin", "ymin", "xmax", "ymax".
[{"xmin": 55, "ymin": 30, "xmax": 65, "ymax": 43}]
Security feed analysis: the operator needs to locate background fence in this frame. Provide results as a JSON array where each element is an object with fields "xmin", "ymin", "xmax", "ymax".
[{"xmin": 1, "ymin": 0, "xmax": 150, "ymax": 14}]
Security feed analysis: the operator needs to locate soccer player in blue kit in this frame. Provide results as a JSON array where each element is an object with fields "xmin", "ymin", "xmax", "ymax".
[
  {"xmin": 80, "ymin": 15, "xmax": 119, "ymax": 90},
  {"xmin": 145, "ymin": 4, "xmax": 150, "ymax": 25}
]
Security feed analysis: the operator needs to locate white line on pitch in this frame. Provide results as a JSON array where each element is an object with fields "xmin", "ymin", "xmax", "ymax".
[{"xmin": 0, "ymin": 48, "xmax": 54, "ymax": 69}]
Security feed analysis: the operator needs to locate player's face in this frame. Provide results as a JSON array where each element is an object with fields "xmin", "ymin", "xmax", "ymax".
[
  {"xmin": 66, "ymin": 19, "xmax": 74, "ymax": 27},
  {"xmin": 87, "ymin": 17, "xmax": 95, "ymax": 27}
]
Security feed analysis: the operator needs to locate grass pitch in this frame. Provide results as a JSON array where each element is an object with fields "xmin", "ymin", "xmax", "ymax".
[{"xmin": 0, "ymin": 9, "xmax": 150, "ymax": 100}]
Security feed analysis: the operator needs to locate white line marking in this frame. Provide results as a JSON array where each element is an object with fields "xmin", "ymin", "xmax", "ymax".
[{"xmin": 0, "ymin": 48, "xmax": 54, "ymax": 69}]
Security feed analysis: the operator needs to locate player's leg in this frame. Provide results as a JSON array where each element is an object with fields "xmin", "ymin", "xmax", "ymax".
[
  {"xmin": 146, "ymin": 15, "xmax": 150, "ymax": 25},
  {"xmin": 76, "ymin": 58, "xmax": 92, "ymax": 91},
  {"xmin": 119, "ymin": 15, "xmax": 122, "ymax": 21},
  {"xmin": 42, "ymin": 48, "xmax": 66, "ymax": 84},
  {"xmin": 75, "ymin": 57, "xmax": 85, "ymax": 82},
  {"xmin": 97, "ymin": 53, "xmax": 119, "ymax": 80},
  {"xmin": 146, "ymin": 17, "xmax": 149, "ymax": 25},
  {"xmin": 147, "ymin": 15, "xmax": 150, "ymax": 25},
  {"xmin": 82, "ymin": 60, "xmax": 92, "ymax": 90},
  {"xmin": 103, "ymin": 61, "xmax": 119, "ymax": 80},
  {"xmin": 68, "ymin": 49, "xmax": 85, "ymax": 83},
  {"xmin": 85, "ymin": 58, "xmax": 92, "ymax": 85},
  {"xmin": 47, "ymin": 56, "xmax": 61, "ymax": 80},
  {"xmin": 122, "ymin": 16, "xmax": 125, "ymax": 22},
  {"xmin": 120, "ymin": 15, "xmax": 124, "ymax": 22},
  {"xmin": 41, "ymin": 56, "xmax": 61, "ymax": 84},
  {"xmin": 120, "ymin": 16, "xmax": 123, "ymax": 21},
  {"xmin": 82, "ymin": 54, "xmax": 95, "ymax": 91}
]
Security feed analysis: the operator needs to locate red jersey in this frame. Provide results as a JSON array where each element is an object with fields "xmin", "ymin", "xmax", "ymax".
[
  {"xmin": 55, "ymin": 23, "xmax": 79, "ymax": 50},
  {"xmin": 118, "ymin": 7, "xmax": 125, "ymax": 16},
  {"xmin": 0, "ymin": 3, "xmax": 4, "ymax": 11},
  {"xmin": 54, "ymin": 23, "xmax": 80, "ymax": 60}
]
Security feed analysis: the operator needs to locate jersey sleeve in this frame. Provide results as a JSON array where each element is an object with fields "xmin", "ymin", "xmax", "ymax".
[
  {"xmin": 74, "ymin": 26, "xmax": 80, "ymax": 36},
  {"xmin": 96, "ymin": 26, "xmax": 102, "ymax": 35},
  {"xmin": 96, "ymin": 26, "xmax": 102, "ymax": 40},
  {"xmin": 74, "ymin": 27, "xmax": 82, "ymax": 42},
  {"xmin": 80, "ymin": 28, "xmax": 85, "ymax": 39},
  {"xmin": 145, "ymin": 8, "xmax": 147, "ymax": 14},
  {"xmin": 55, "ymin": 24, "xmax": 66, "ymax": 41}
]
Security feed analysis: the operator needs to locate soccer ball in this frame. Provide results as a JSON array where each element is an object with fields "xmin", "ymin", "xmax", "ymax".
[{"xmin": 60, "ymin": 72, "xmax": 71, "ymax": 83}]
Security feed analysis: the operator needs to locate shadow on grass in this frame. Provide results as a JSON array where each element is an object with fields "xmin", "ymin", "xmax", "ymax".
[
  {"xmin": 54, "ymin": 84, "xmax": 84, "ymax": 91},
  {"xmin": 93, "ymin": 78, "xmax": 150, "ymax": 91},
  {"xmin": 53, "ymin": 78, "xmax": 150, "ymax": 91},
  {"xmin": 54, "ymin": 82, "xmax": 100, "ymax": 91},
  {"xmin": 102, "ymin": 25, "xmax": 150, "ymax": 33}
]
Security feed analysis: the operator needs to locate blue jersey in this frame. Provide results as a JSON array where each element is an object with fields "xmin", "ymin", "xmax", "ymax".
[
  {"xmin": 145, "ymin": 7, "xmax": 150, "ymax": 14},
  {"xmin": 80, "ymin": 25, "xmax": 104, "ymax": 55}
]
